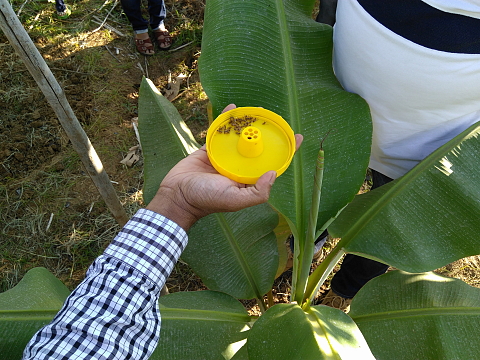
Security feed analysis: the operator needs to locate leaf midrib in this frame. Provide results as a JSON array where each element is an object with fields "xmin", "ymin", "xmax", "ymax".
[
  {"xmin": 274, "ymin": 0, "xmax": 304, "ymax": 233},
  {"xmin": 148, "ymin": 79, "xmax": 199, "ymax": 157},
  {"xmin": 161, "ymin": 307, "xmax": 251, "ymax": 323},
  {"xmin": 306, "ymin": 309, "xmax": 341, "ymax": 360},
  {"xmin": 352, "ymin": 306, "xmax": 480, "ymax": 323},
  {"xmin": 0, "ymin": 309, "xmax": 61, "ymax": 321},
  {"xmin": 215, "ymin": 213, "xmax": 262, "ymax": 299},
  {"xmin": 341, "ymin": 123, "xmax": 480, "ymax": 245}
]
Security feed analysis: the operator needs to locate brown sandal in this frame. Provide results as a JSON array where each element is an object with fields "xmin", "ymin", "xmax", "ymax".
[
  {"xmin": 135, "ymin": 36, "xmax": 154, "ymax": 56},
  {"xmin": 154, "ymin": 30, "xmax": 172, "ymax": 50}
]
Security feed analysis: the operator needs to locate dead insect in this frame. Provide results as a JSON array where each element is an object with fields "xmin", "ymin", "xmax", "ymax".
[{"xmin": 217, "ymin": 125, "xmax": 228, "ymax": 133}]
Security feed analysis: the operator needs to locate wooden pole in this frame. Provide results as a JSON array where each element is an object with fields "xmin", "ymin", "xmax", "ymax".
[{"xmin": 0, "ymin": 0, "xmax": 129, "ymax": 227}]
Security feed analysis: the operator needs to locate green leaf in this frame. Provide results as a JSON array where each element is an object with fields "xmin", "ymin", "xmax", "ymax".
[
  {"xmin": 138, "ymin": 77, "xmax": 281, "ymax": 300},
  {"xmin": 247, "ymin": 303, "xmax": 374, "ymax": 359},
  {"xmin": 273, "ymin": 212, "xmax": 294, "ymax": 278},
  {"xmin": 0, "ymin": 267, "xmax": 70, "ymax": 359},
  {"xmin": 151, "ymin": 291, "xmax": 252, "ymax": 360},
  {"xmin": 183, "ymin": 206, "xmax": 279, "ymax": 300},
  {"xmin": 198, "ymin": 0, "xmax": 372, "ymax": 238},
  {"xmin": 330, "ymin": 122, "xmax": 480, "ymax": 272},
  {"xmin": 350, "ymin": 271, "xmax": 480, "ymax": 360},
  {"xmin": 138, "ymin": 77, "xmax": 201, "ymax": 204}
]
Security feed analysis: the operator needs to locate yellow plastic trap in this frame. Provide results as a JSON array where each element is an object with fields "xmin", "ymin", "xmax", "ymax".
[{"xmin": 206, "ymin": 107, "xmax": 296, "ymax": 184}]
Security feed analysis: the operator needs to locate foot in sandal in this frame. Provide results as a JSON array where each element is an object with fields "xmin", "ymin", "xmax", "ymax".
[
  {"xmin": 154, "ymin": 28, "xmax": 172, "ymax": 50},
  {"xmin": 135, "ymin": 33, "xmax": 154, "ymax": 56}
]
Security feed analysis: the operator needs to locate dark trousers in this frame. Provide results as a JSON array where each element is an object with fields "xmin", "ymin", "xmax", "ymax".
[
  {"xmin": 330, "ymin": 169, "xmax": 393, "ymax": 298},
  {"xmin": 55, "ymin": 0, "xmax": 66, "ymax": 13},
  {"xmin": 120, "ymin": 0, "xmax": 166, "ymax": 32}
]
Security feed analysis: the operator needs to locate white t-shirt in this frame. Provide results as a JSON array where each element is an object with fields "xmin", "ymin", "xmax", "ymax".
[{"xmin": 333, "ymin": 0, "xmax": 480, "ymax": 179}]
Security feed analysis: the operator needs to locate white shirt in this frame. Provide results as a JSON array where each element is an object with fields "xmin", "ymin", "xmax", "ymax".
[{"xmin": 333, "ymin": 0, "xmax": 480, "ymax": 178}]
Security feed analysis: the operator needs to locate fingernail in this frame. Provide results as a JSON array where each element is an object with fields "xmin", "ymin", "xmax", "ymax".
[{"xmin": 269, "ymin": 171, "xmax": 277, "ymax": 184}]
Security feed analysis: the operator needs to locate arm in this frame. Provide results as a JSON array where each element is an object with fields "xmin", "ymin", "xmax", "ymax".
[
  {"xmin": 23, "ymin": 131, "xmax": 303, "ymax": 359},
  {"xmin": 23, "ymin": 208, "xmax": 187, "ymax": 360}
]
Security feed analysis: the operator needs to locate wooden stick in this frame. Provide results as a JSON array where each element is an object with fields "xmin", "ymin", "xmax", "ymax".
[
  {"xmin": 104, "ymin": 45, "xmax": 121, "ymax": 63},
  {"xmin": 168, "ymin": 40, "xmax": 194, "ymax": 53},
  {"xmin": 144, "ymin": 56, "xmax": 149, "ymax": 78},
  {"xmin": 91, "ymin": 16, "xmax": 126, "ymax": 37},
  {"xmin": 0, "ymin": 0, "xmax": 129, "ymax": 227},
  {"xmin": 50, "ymin": 67, "xmax": 90, "ymax": 74},
  {"xmin": 90, "ymin": 0, "xmax": 119, "ymax": 34}
]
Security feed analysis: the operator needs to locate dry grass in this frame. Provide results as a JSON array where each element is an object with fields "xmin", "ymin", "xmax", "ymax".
[{"xmin": 1, "ymin": 0, "xmax": 207, "ymax": 292}]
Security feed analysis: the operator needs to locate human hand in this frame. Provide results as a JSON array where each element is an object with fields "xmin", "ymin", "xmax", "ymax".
[{"xmin": 146, "ymin": 104, "xmax": 303, "ymax": 231}]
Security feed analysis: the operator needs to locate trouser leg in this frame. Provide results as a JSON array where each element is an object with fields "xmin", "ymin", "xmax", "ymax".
[
  {"xmin": 55, "ymin": 0, "xmax": 66, "ymax": 13},
  {"xmin": 330, "ymin": 169, "xmax": 393, "ymax": 298},
  {"xmin": 120, "ymin": 0, "xmax": 149, "ymax": 32},
  {"xmin": 148, "ymin": 0, "xmax": 166, "ymax": 30},
  {"xmin": 315, "ymin": 0, "xmax": 338, "ymax": 26}
]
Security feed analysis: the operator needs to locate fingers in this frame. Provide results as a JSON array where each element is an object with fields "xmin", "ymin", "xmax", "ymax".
[
  {"xmin": 222, "ymin": 104, "xmax": 236, "ymax": 113},
  {"xmin": 223, "ymin": 171, "xmax": 275, "ymax": 212},
  {"xmin": 294, "ymin": 134, "xmax": 303, "ymax": 152},
  {"xmin": 253, "ymin": 170, "xmax": 277, "ymax": 202}
]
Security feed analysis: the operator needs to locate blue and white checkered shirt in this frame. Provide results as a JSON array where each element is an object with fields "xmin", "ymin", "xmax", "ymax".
[{"xmin": 23, "ymin": 209, "xmax": 188, "ymax": 359}]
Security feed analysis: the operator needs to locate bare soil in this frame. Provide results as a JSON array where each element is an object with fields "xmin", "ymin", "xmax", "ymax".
[{"xmin": 1, "ymin": 0, "xmax": 208, "ymax": 291}]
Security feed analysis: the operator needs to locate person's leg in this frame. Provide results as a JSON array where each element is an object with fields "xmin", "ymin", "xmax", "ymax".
[
  {"xmin": 329, "ymin": 254, "xmax": 390, "ymax": 298},
  {"xmin": 327, "ymin": 170, "xmax": 393, "ymax": 299},
  {"xmin": 55, "ymin": 0, "xmax": 66, "ymax": 13},
  {"xmin": 149, "ymin": 0, "xmax": 171, "ymax": 49},
  {"xmin": 55, "ymin": 0, "xmax": 71, "ymax": 19},
  {"xmin": 315, "ymin": 0, "xmax": 338, "ymax": 26},
  {"xmin": 121, "ymin": 0, "xmax": 154, "ymax": 55},
  {"xmin": 120, "ymin": 0, "xmax": 149, "ymax": 32},
  {"xmin": 148, "ymin": 0, "xmax": 166, "ymax": 30}
]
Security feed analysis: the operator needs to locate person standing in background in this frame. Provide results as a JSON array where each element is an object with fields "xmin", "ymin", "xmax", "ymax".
[
  {"xmin": 55, "ymin": 0, "xmax": 71, "ymax": 19},
  {"xmin": 318, "ymin": 0, "xmax": 480, "ymax": 311},
  {"xmin": 120, "ymin": 0, "xmax": 172, "ymax": 55}
]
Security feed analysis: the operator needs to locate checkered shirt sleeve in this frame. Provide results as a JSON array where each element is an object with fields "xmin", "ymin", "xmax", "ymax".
[{"xmin": 23, "ymin": 208, "xmax": 188, "ymax": 360}]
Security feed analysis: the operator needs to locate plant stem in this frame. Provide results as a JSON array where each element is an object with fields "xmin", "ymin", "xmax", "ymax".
[
  {"xmin": 294, "ymin": 146, "xmax": 325, "ymax": 304},
  {"xmin": 267, "ymin": 290, "xmax": 275, "ymax": 308},
  {"xmin": 256, "ymin": 297, "xmax": 267, "ymax": 314},
  {"xmin": 303, "ymin": 243, "xmax": 346, "ymax": 304}
]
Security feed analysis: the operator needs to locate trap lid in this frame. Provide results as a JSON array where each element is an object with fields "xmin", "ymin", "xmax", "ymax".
[{"xmin": 206, "ymin": 107, "xmax": 296, "ymax": 184}]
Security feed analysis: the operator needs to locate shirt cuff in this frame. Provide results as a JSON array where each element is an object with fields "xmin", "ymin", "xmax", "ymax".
[{"xmin": 103, "ymin": 208, "xmax": 188, "ymax": 287}]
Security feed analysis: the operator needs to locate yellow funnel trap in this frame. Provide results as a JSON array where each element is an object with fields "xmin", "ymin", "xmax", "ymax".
[{"xmin": 206, "ymin": 107, "xmax": 296, "ymax": 184}]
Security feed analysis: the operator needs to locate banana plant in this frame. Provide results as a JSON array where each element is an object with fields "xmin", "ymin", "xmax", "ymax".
[
  {"xmin": 0, "ymin": 268, "xmax": 70, "ymax": 359},
  {"xmin": 138, "ymin": 0, "xmax": 480, "ymax": 358},
  {"xmin": 2, "ymin": 0, "xmax": 479, "ymax": 359},
  {"xmin": 138, "ymin": 78, "xmax": 480, "ymax": 360}
]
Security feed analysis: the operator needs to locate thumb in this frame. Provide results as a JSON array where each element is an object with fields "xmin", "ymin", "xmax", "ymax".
[{"xmin": 253, "ymin": 171, "xmax": 277, "ymax": 202}]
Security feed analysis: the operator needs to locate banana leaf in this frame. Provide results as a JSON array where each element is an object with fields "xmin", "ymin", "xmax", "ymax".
[
  {"xmin": 138, "ymin": 78, "xmax": 281, "ymax": 300},
  {"xmin": 139, "ymin": 78, "xmax": 201, "ymax": 204},
  {"xmin": 198, "ymin": 0, "xmax": 372, "ymax": 238},
  {"xmin": 183, "ymin": 207, "xmax": 279, "ymax": 300},
  {"xmin": 330, "ymin": 122, "xmax": 480, "ymax": 272},
  {"xmin": 247, "ymin": 303, "xmax": 374, "ymax": 359},
  {"xmin": 350, "ymin": 271, "xmax": 480, "ymax": 360},
  {"xmin": 151, "ymin": 291, "xmax": 252, "ymax": 360},
  {"xmin": 0, "ymin": 267, "xmax": 70, "ymax": 359}
]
